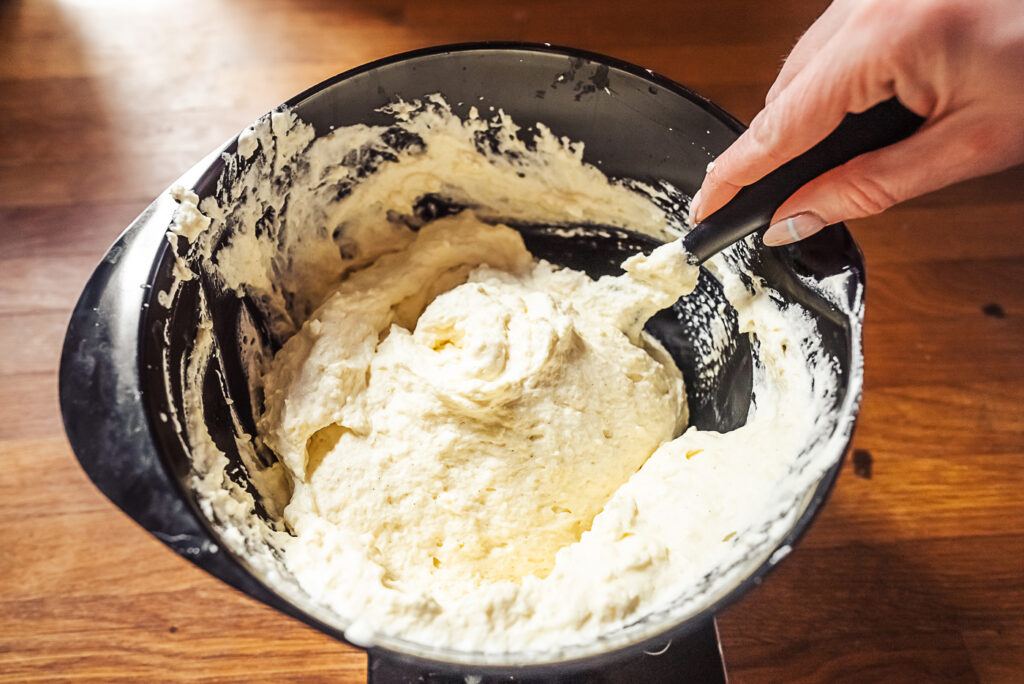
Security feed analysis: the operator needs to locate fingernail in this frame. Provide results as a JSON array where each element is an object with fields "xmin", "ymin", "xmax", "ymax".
[
  {"xmin": 687, "ymin": 189, "xmax": 703, "ymax": 226},
  {"xmin": 763, "ymin": 212, "xmax": 826, "ymax": 246}
]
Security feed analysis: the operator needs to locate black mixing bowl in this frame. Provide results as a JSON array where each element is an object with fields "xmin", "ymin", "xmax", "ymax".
[{"xmin": 59, "ymin": 43, "xmax": 864, "ymax": 683}]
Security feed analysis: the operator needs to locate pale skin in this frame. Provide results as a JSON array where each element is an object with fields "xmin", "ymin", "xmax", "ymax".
[{"xmin": 688, "ymin": 0, "xmax": 1024, "ymax": 245}]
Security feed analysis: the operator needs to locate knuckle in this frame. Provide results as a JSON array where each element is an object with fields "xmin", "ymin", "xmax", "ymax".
[
  {"xmin": 745, "ymin": 114, "xmax": 789, "ymax": 167},
  {"xmin": 837, "ymin": 172, "xmax": 900, "ymax": 217},
  {"xmin": 746, "ymin": 117, "xmax": 775, "ymax": 151}
]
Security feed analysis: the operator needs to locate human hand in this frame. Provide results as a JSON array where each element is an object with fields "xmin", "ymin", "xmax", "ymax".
[{"xmin": 688, "ymin": 0, "xmax": 1024, "ymax": 246}]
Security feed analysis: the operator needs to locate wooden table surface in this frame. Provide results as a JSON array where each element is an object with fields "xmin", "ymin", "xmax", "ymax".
[{"xmin": 2, "ymin": 0, "xmax": 1022, "ymax": 681}]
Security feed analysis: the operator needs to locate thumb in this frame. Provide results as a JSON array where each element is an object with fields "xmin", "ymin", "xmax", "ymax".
[{"xmin": 763, "ymin": 116, "xmax": 986, "ymax": 246}]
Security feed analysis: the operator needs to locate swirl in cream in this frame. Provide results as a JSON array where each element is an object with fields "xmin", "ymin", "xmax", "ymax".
[{"xmin": 262, "ymin": 213, "xmax": 692, "ymax": 589}]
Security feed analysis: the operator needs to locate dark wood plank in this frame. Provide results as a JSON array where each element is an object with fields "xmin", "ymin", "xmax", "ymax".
[
  {"xmin": 718, "ymin": 535, "xmax": 1024, "ymax": 682},
  {"xmin": 721, "ymin": 630, "xmax": 979, "ymax": 684}
]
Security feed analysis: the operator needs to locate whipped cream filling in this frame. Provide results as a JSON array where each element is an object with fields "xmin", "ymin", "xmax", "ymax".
[{"xmin": 163, "ymin": 96, "xmax": 856, "ymax": 656}]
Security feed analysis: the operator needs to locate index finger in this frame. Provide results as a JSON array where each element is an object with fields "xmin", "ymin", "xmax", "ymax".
[{"xmin": 693, "ymin": 37, "xmax": 893, "ymax": 223}]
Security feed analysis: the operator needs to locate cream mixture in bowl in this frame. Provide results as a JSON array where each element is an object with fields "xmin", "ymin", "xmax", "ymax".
[
  {"xmin": 162, "ymin": 94, "xmax": 858, "ymax": 657},
  {"xmin": 60, "ymin": 45, "xmax": 865, "ymax": 677}
]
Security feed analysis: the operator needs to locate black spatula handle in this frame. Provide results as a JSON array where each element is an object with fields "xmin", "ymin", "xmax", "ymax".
[{"xmin": 683, "ymin": 97, "xmax": 925, "ymax": 262}]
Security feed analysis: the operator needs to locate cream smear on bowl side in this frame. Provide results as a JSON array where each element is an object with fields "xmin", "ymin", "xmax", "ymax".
[{"xmin": 162, "ymin": 96, "xmax": 850, "ymax": 655}]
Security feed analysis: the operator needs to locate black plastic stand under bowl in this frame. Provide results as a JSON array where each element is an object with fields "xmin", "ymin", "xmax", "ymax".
[{"xmin": 59, "ymin": 43, "xmax": 864, "ymax": 683}]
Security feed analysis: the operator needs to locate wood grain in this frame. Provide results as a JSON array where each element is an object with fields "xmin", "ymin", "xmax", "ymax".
[{"xmin": 2, "ymin": 0, "xmax": 1021, "ymax": 681}]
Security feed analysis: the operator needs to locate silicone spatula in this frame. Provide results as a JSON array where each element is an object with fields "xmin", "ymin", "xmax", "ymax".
[{"xmin": 682, "ymin": 97, "xmax": 925, "ymax": 262}]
